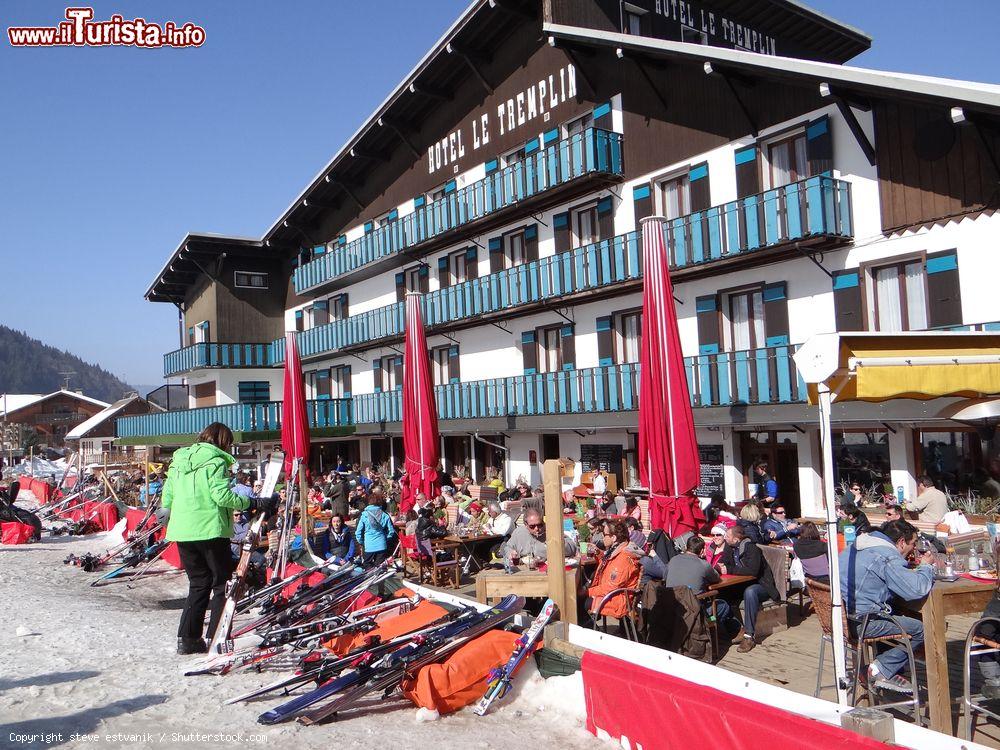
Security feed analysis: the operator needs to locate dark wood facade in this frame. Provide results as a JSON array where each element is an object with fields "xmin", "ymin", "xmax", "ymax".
[
  {"xmin": 874, "ymin": 99, "xmax": 1000, "ymax": 233},
  {"xmin": 5, "ymin": 393, "xmax": 106, "ymax": 449}
]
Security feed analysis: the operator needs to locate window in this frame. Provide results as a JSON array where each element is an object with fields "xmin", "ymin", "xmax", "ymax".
[
  {"xmin": 571, "ymin": 203, "xmax": 600, "ymax": 249},
  {"xmin": 404, "ymin": 265, "xmax": 428, "ymax": 294},
  {"xmin": 308, "ymin": 371, "xmax": 331, "ymax": 400},
  {"xmin": 426, "ymin": 183, "xmax": 447, "ymax": 204},
  {"xmin": 766, "ymin": 132, "xmax": 808, "ymax": 189},
  {"xmin": 329, "ymin": 294, "xmax": 347, "ymax": 322},
  {"xmin": 331, "ymin": 366, "xmax": 350, "ymax": 398},
  {"xmin": 379, "ymin": 355, "xmax": 399, "ymax": 391},
  {"xmin": 624, "ymin": 10, "xmax": 643, "ymax": 35},
  {"xmin": 727, "ymin": 289, "xmax": 765, "ymax": 351},
  {"xmin": 234, "ymin": 271, "xmax": 268, "ymax": 289},
  {"xmin": 563, "ymin": 112, "xmax": 593, "ymax": 139},
  {"xmin": 919, "ymin": 430, "xmax": 999, "ymax": 497},
  {"xmin": 537, "ymin": 325, "xmax": 563, "ymax": 373},
  {"xmin": 657, "ymin": 173, "xmax": 690, "ymax": 220},
  {"xmin": 832, "ymin": 430, "xmax": 890, "ymax": 491},
  {"xmin": 615, "ymin": 310, "xmax": 642, "ymax": 364},
  {"xmin": 869, "ymin": 259, "xmax": 927, "ymax": 332},
  {"xmin": 504, "ymin": 229, "xmax": 527, "ymax": 269},
  {"xmin": 194, "ymin": 321, "xmax": 210, "ymax": 344},
  {"xmin": 374, "ymin": 210, "xmax": 394, "ymax": 228},
  {"xmin": 448, "ymin": 250, "xmax": 471, "ymax": 285},
  {"xmin": 238, "ymin": 381, "xmax": 270, "ymax": 403},
  {"xmin": 430, "ymin": 346, "xmax": 451, "ymax": 386},
  {"xmin": 681, "ymin": 26, "xmax": 708, "ymax": 44}
]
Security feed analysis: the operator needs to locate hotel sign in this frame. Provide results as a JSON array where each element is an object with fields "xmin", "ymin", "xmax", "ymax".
[
  {"xmin": 428, "ymin": 63, "xmax": 578, "ymax": 175},
  {"xmin": 654, "ymin": 0, "xmax": 778, "ymax": 56}
]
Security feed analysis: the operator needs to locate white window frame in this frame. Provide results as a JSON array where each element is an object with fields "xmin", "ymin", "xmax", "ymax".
[
  {"xmin": 571, "ymin": 202, "xmax": 600, "ymax": 249},
  {"xmin": 404, "ymin": 265, "xmax": 424, "ymax": 294},
  {"xmin": 537, "ymin": 325, "xmax": 563, "ymax": 374},
  {"xmin": 234, "ymin": 270, "xmax": 268, "ymax": 289},
  {"xmin": 379, "ymin": 355, "xmax": 398, "ymax": 391},
  {"xmin": 720, "ymin": 286, "xmax": 765, "ymax": 353},
  {"xmin": 864, "ymin": 255, "xmax": 929, "ymax": 333},
  {"xmin": 430, "ymin": 346, "xmax": 451, "ymax": 386},
  {"xmin": 656, "ymin": 171, "xmax": 691, "ymax": 221},
  {"xmin": 760, "ymin": 128, "xmax": 809, "ymax": 191},
  {"xmin": 448, "ymin": 250, "xmax": 469, "ymax": 285},
  {"xmin": 503, "ymin": 229, "xmax": 527, "ymax": 269},
  {"xmin": 614, "ymin": 309, "xmax": 643, "ymax": 364}
]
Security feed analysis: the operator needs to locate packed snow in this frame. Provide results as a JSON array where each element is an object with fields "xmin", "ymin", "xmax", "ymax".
[{"xmin": 0, "ymin": 492, "xmax": 599, "ymax": 750}]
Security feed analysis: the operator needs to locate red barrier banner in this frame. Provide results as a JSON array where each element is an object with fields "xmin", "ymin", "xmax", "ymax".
[{"xmin": 581, "ymin": 651, "xmax": 891, "ymax": 750}]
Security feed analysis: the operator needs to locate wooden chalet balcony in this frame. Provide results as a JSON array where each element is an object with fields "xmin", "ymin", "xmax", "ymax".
[
  {"xmin": 163, "ymin": 342, "xmax": 273, "ymax": 377},
  {"xmin": 291, "ymin": 127, "xmax": 625, "ymax": 295},
  {"xmin": 272, "ymin": 174, "xmax": 851, "ymax": 364}
]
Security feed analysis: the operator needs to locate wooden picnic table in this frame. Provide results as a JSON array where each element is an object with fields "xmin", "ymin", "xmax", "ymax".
[
  {"xmin": 900, "ymin": 576, "xmax": 997, "ymax": 734},
  {"xmin": 476, "ymin": 565, "xmax": 579, "ymax": 624}
]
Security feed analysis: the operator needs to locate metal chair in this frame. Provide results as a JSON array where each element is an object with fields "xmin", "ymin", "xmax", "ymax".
[
  {"xmin": 593, "ymin": 586, "xmax": 642, "ymax": 641},
  {"xmin": 852, "ymin": 611, "xmax": 923, "ymax": 726},
  {"xmin": 962, "ymin": 616, "xmax": 1000, "ymax": 741}
]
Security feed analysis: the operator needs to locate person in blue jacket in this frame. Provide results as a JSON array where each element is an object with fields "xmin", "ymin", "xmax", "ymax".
[
  {"xmin": 839, "ymin": 520, "xmax": 935, "ymax": 695},
  {"xmin": 354, "ymin": 495, "xmax": 396, "ymax": 566},
  {"xmin": 762, "ymin": 501, "xmax": 800, "ymax": 543}
]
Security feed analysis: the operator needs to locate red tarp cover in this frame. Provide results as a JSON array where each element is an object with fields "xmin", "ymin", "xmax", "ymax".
[
  {"xmin": 581, "ymin": 651, "xmax": 892, "ymax": 750},
  {"xmin": 1, "ymin": 522, "xmax": 35, "ymax": 545},
  {"xmin": 124, "ymin": 507, "xmax": 182, "ymax": 569}
]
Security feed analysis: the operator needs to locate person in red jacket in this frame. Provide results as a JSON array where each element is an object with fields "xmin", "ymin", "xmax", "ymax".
[{"xmin": 587, "ymin": 519, "xmax": 642, "ymax": 622}]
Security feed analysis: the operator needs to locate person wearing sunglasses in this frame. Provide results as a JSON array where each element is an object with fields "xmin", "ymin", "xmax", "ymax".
[
  {"xmin": 502, "ymin": 507, "xmax": 577, "ymax": 564},
  {"xmin": 762, "ymin": 502, "xmax": 801, "ymax": 544},
  {"xmin": 704, "ymin": 524, "xmax": 728, "ymax": 568}
]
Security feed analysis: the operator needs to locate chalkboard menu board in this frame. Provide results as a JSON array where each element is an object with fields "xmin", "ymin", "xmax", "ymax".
[
  {"xmin": 696, "ymin": 444, "xmax": 725, "ymax": 498},
  {"xmin": 580, "ymin": 444, "xmax": 623, "ymax": 475}
]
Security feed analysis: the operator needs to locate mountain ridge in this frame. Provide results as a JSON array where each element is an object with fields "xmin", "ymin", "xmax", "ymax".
[{"xmin": 0, "ymin": 325, "xmax": 136, "ymax": 404}]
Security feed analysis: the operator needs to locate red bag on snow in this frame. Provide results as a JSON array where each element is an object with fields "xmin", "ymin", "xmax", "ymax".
[
  {"xmin": 401, "ymin": 629, "xmax": 522, "ymax": 715},
  {"xmin": 1, "ymin": 522, "xmax": 35, "ymax": 545}
]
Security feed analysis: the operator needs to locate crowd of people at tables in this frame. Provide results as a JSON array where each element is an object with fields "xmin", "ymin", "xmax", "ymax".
[{"xmin": 225, "ymin": 458, "xmax": 1000, "ymax": 687}]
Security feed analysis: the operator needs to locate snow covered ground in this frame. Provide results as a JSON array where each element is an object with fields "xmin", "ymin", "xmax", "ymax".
[{"xmin": 0, "ymin": 493, "xmax": 600, "ymax": 750}]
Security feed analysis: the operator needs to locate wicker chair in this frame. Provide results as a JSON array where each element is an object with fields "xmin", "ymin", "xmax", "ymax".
[
  {"xmin": 807, "ymin": 578, "xmax": 923, "ymax": 724},
  {"xmin": 807, "ymin": 578, "xmax": 858, "ymax": 700},
  {"xmin": 963, "ymin": 616, "xmax": 1000, "ymax": 741}
]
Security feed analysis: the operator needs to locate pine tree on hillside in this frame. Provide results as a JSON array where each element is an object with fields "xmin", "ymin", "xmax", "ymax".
[{"xmin": 0, "ymin": 326, "xmax": 135, "ymax": 403}]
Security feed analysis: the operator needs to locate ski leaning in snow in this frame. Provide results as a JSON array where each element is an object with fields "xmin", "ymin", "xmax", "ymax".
[
  {"xmin": 206, "ymin": 451, "xmax": 284, "ymax": 654},
  {"xmin": 472, "ymin": 598, "xmax": 556, "ymax": 716}
]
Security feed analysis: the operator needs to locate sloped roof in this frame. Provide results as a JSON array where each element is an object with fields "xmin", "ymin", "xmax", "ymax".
[
  {"xmin": 66, "ymin": 395, "xmax": 150, "ymax": 440},
  {"xmin": 2, "ymin": 390, "xmax": 110, "ymax": 420},
  {"xmin": 543, "ymin": 24, "xmax": 1000, "ymax": 115},
  {"xmin": 0, "ymin": 394, "xmax": 44, "ymax": 416}
]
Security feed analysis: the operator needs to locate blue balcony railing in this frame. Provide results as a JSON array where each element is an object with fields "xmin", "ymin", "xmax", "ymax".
[
  {"xmin": 278, "ymin": 232, "xmax": 644, "ymax": 362},
  {"xmin": 292, "ymin": 127, "xmax": 624, "ymax": 294},
  {"xmin": 661, "ymin": 174, "xmax": 851, "ymax": 268},
  {"xmin": 687, "ymin": 343, "xmax": 805, "ymax": 407},
  {"xmin": 163, "ymin": 342, "xmax": 272, "ymax": 377},
  {"xmin": 276, "ymin": 175, "xmax": 851, "ymax": 364},
  {"xmin": 116, "ymin": 398, "xmax": 352, "ymax": 439},
  {"xmin": 120, "ymin": 346, "xmax": 804, "ymax": 439}
]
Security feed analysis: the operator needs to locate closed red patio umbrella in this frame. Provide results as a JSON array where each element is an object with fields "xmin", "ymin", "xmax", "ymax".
[
  {"xmin": 400, "ymin": 292, "xmax": 440, "ymax": 515},
  {"xmin": 281, "ymin": 331, "xmax": 310, "ymax": 476},
  {"xmin": 638, "ymin": 216, "xmax": 704, "ymax": 537}
]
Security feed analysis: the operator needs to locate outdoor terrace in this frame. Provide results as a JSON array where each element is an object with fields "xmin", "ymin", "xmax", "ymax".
[{"xmin": 163, "ymin": 342, "xmax": 273, "ymax": 378}]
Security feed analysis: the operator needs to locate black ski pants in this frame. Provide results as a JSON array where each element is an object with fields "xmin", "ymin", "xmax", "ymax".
[{"xmin": 176, "ymin": 537, "xmax": 234, "ymax": 640}]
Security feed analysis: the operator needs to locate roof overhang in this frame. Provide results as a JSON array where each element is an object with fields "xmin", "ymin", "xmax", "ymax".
[
  {"xmin": 145, "ymin": 233, "xmax": 270, "ymax": 304},
  {"xmin": 543, "ymin": 23, "xmax": 1000, "ymax": 118}
]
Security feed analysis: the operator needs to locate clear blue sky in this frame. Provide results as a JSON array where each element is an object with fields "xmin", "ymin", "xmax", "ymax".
[{"xmin": 2, "ymin": 0, "xmax": 998, "ymax": 388}]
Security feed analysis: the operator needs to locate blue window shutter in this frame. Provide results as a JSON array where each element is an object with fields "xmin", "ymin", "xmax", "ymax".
[
  {"xmin": 806, "ymin": 114, "xmax": 833, "ymax": 176},
  {"xmin": 364, "ymin": 221, "xmax": 373, "ymax": 233},
  {"xmin": 386, "ymin": 208, "xmax": 399, "ymax": 221},
  {"xmin": 413, "ymin": 196, "xmax": 426, "ymax": 208},
  {"xmin": 632, "ymin": 184, "xmax": 651, "ymax": 200},
  {"xmin": 338, "ymin": 234, "xmax": 347, "ymax": 246},
  {"xmin": 553, "ymin": 212, "xmax": 569, "ymax": 229},
  {"xmin": 341, "ymin": 365, "xmax": 352, "ymax": 398},
  {"xmin": 444, "ymin": 180, "xmax": 457, "ymax": 194},
  {"xmin": 465, "ymin": 246, "xmax": 478, "ymax": 261},
  {"xmin": 524, "ymin": 224, "xmax": 538, "ymax": 240},
  {"xmin": 832, "ymin": 271, "xmax": 859, "ymax": 290},
  {"xmin": 597, "ymin": 196, "xmax": 613, "ymax": 215},
  {"xmin": 485, "ymin": 159, "xmax": 499, "ymax": 175},
  {"xmin": 437, "ymin": 256, "xmax": 448, "ymax": 271},
  {"xmin": 524, "ymin": 138, "xmax": 541, "ymax": 155},
  {"xmin": 832, "ymin": 270, "xmax": 863, "ymax": 331},
  {"xmin": 926, "ymin": 251, "xmax": 958, "ymax": 274},
  {"xmin": 560, "ymin": 324, "xmax": 576, "ymax": 370},
  {"xmin": 543, "ymin": 128, "xmax": 559, "ymax": 145},
  {"xmin": 448, "ymin": 345, "xmax": 461, "ymax": 383},
  {"xmin": 418, "ymin": 265, "xmax": 429, "ymax": 278},
  {"xmin": 689, "ymin": 163, "xmax": 709, "ymax": 181},
  {"xmin": 763, "ymin": 282, "xmax": 789, "ymax": 347},
  {"xmin": 395, "ymin": 272, "xmax": 405, "ymax": 285},
  {"xmin": 372, "ymin": 359, "xmax": 382, "ymax": 392},
  {"xmin": 735, "ymin": 146, "xmax": 757, "ymax": 166},
  {"xmin": 596, "ymin": 316, "xmax": 613, "ymax": 366},
  {"xmin": 313, "ymin": 244, "xmax": 326, "ymax": 256}
]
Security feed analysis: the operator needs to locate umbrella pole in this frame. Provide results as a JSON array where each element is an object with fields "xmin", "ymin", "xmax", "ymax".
[
  {"xmin": 819, "ymin": 383, "xmax": 850, "ymax": 705},
  {"xmin": 298, "ymin": 463, "xmax": 320, "ymax": 563}
]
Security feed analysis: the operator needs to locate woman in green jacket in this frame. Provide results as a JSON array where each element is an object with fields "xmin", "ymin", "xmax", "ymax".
[{"xmin": 162, "ymin": 423, "xmax": 274, "ymax": 654}]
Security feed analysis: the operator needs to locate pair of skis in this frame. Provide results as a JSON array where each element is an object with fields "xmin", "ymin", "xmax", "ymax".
[
  {"xmin": 207, "ymin": 451, "xmax": 285, "ymax": 654},
  {"xmin": 472, "ymin": 598, "xmax": 555, "ymax": 715}
]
